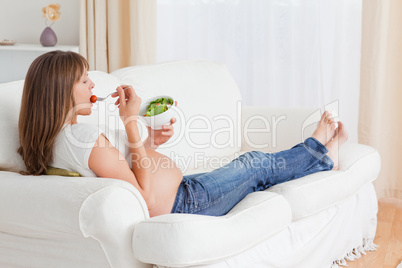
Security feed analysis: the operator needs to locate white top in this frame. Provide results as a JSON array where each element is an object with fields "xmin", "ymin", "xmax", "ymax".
[
  {"xmin": 51, "ymin": 123, "xmax": 133, "ymax": 177},
  {"xmin": 51, "ymin": 123, "xmax": 132, "ymax": 177},
  {"xmin": 50, "ymin": 123, "xmax": 103, "ymax": 177}
]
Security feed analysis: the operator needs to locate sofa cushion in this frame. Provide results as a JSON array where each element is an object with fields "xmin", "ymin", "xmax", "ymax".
[
  {"xmin": 81, "ymin": 60, "xmax": 243, "ymax": 174},
  {"xmin": 266, "ymin": 142, "xmax": 381, "ymax": 220},
  {"xmin": 132, "ymin": 191, "xmax": 291, "ymax": 267},
  {"xmin": 113, "ymin": 60, "xmax": 243, "ymax": 173},
  {"xmin": 0, "ymin": 80, "xmax": 25, "ymax": 171}
]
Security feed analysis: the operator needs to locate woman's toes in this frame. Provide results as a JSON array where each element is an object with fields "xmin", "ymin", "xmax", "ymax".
[
  {"xmin": 337, "ymin": 121, "xmax": 349, "ymax": 143},
  {"xmin": 330, "ymin": 122, "xmax": 337, "ymax": 132},
  {"xmin": 326, "ymin": 112, "xmax": 334, "ymax": 122},
  {"xmin": 338, "ymin": 121, "xmax": 344, "ymax": 130},
  {"xmin": 321, "ymin": 111, "xmax": 329, "ymax": 121},
  {"xmin": 313, "ymin": 111, "xmax": 339, "ymax": 145}
]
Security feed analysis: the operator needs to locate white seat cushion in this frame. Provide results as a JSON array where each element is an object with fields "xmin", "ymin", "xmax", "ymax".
[
  {"xmin": 266, "ymin": 142, "xmax": 381, "ymax": 220},
  {"xmin": 132, "ymin": 191, "xmax": 291, "ymax": 267}
]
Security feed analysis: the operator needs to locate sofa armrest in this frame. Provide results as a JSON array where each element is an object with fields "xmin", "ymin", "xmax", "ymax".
[
  {"xmin": 0, "ymin": 171, "xmax": 150, "ymax": 268},
  {"xmin": 267, "ymin": 142, "xmax": 381, "ymax": 220},
  {"xmin": 79, "ymin": 185, "xmax": 151, "ymax": 268},
  {"xmin": 241, "ymin": 106, "xmax": 320, "ymax": 153},
  {"xmin": 132, "ymin": 191, "xmax": 291, "ymax": 267}
]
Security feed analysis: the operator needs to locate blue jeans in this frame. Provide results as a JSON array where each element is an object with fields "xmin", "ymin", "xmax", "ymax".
[{"xmin": 170, "ymin": 137, "xmax": 333, "ymax": 216}]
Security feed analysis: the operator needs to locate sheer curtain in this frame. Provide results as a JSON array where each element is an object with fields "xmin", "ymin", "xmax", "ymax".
[{"xmin": 157, "ymin": 0, "xmax": 362, "ymax": 142}]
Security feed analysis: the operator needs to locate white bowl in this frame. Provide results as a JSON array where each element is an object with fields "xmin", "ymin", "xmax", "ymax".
[{"xmin": 139, "ymin": 95, "xmax": 175, "ymax": 130}]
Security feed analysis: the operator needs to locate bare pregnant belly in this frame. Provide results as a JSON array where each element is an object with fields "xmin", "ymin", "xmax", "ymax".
[{"xmin": 146, "ymin": 150, "xmax": 183, "ymax": 217}]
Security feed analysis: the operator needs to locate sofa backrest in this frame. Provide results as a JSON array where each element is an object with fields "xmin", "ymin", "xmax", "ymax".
[
  {"xmin": 0, "ymin": 80, "xmax": 25, "ymax": 171},
  {"xmin": 0, "ymin": 60, "xmax": 242, "ymax": 175},
  {"xmin": 82, "ymin": 60, "xmax": 243, "ymax": 174}
]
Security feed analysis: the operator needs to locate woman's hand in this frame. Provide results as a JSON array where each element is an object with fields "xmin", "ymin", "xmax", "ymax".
[
  {"xmin": 112, "ymin": 85, "xmax": 141, "ymax": 126},
  {"xmin": 144, "ymin": 101, "xmax": 178, "ymax": 150}
]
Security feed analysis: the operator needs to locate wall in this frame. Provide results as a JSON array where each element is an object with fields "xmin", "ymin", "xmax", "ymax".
[{"xmin": 0, "ymin": 0, "xmax": 79, "ymax": 45}]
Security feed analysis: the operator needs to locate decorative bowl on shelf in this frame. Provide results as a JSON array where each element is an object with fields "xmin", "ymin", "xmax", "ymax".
[{"xmin": 0, "ymin": 39, "xmax": 16, "ymax": 46}]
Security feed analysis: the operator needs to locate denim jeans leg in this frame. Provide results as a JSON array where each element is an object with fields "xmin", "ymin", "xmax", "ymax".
[
  {"xmin": 172, "ymin": 137, "xmax": 333, "ymax": 216},
  {"xmin": 275, "ymin": 137, "xmax": 334, "ymax": 181}
]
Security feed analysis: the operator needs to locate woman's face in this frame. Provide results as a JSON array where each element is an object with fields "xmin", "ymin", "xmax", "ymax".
[{"xmin": 73, "ymin": 70, "xmax": 95, "ymax": 117}]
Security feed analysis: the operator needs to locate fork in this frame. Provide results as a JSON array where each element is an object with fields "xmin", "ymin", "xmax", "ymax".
[
  {"xmin": 97, "ymin": 86, "xmax": 131, "ymax": 101},
  {"xmin": 96, "ymin": 92, "xmax": 117, "ymax": 101}
]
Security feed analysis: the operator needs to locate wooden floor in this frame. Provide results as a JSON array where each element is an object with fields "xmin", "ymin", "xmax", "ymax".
[{"xmin": 346, "ymin": 198, "xmax": 402, "ymax": 268}]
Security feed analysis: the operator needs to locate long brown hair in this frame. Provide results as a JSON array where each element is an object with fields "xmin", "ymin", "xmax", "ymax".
[{"xmin": 17, "ymin": 51, "xmax": 89, "ymax": 175}]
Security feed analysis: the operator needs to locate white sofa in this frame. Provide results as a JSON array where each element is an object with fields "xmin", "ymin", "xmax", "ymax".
[{"xmin": 0, "ymin": 60, "xmax": 380, "ymax": 268}]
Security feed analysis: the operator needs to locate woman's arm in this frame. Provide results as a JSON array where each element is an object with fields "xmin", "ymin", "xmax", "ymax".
[
  {"xmin": 124, "ymin": 120, "xmax": 153, "ymax": 200},
  {"xmin": 88, "ymin": 85, "xmax": 155, "ymax": 211},
  {"xmin": 88, "ymin": 134, "xmax": 155, "ymax": 211},
  {"xmin": 143, "ymin": 136, "xmax": 154, "ymax": 150}
]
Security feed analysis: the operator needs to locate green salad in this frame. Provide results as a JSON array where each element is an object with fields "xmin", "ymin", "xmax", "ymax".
[{"xmin": 143, "ymin": 97, "xmax": 173, "ymax": 117}]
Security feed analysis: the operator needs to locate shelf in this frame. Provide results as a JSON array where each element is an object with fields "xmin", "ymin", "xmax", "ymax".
[{"xmin": 0, "ymin": 43, "xmax": 79, "ymax": 52}]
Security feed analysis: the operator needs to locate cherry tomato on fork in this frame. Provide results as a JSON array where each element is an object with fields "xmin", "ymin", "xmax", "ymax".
[{"xmin": 90, "ymin": 95, "xmax": 97, "ymax": 103}]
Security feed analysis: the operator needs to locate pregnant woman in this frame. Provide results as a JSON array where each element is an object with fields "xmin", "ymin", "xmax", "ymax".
[{"xmin": 18, "ymin": 51, "xmax": 348, "ymax": 217}]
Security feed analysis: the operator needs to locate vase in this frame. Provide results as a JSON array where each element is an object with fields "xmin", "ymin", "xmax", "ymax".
[{"xmin": 40, "ymin": 27, "xmax": 57, "ymax": 47}]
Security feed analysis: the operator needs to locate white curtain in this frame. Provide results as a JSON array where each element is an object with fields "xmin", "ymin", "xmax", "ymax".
[{"xmin": 157, "ymin": 0, "xmax": 362, "ymax": 142}]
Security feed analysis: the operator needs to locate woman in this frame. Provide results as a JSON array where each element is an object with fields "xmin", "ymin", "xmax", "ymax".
[{"xmin": 18, "ymin": 51, "xmax": 348, "ymax": 218}]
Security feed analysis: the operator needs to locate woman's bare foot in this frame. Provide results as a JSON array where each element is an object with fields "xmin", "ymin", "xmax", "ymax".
[
  {"xmin": 325, "ymin": 121, "xmax": 348, "ymax": 170},
  {"xmin": 312, "ymin": 111, "xmax": 337, "ymax": 145}
]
